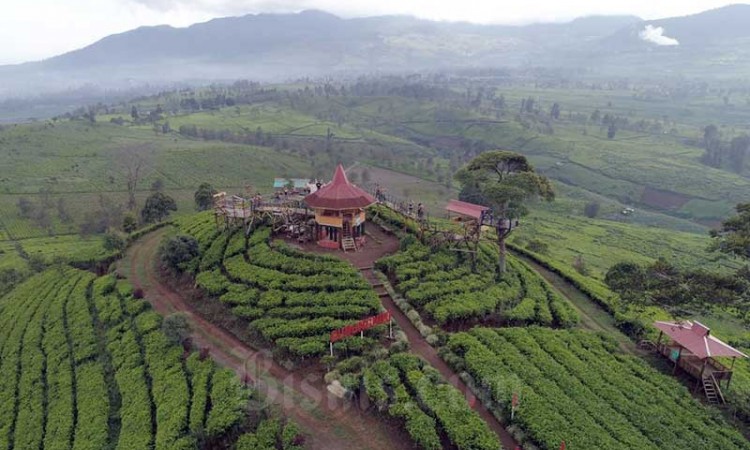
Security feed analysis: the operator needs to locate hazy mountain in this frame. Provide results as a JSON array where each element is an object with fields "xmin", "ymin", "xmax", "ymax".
[{"xmin": 2, "ymin": 5, "xmax": 750, "ymax": 99}]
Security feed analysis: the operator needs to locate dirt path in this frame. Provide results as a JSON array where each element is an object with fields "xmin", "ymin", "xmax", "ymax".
[
  {"xmin": 324, "ymin": 225, "xmax": 519, "ymax": 450},
  {"xmin": 118, "ymin": 229, "xmax": 410, "ymax": 450},
  {"xmin": 511, "ymin": 251, "xmax": 638, "ymax": 355}
]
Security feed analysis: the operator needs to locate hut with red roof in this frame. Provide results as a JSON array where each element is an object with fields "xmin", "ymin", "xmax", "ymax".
[
  {"xmin": 304, "ymin": 164, "xmax": 375, "ymax": 251},
  {"xmin": 654, "ymin": 320, "xmax": 747, "ymax": 404}
]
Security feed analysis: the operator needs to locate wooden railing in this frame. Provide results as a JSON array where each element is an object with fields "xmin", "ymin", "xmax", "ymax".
[{"xmin": 710, "ymin": 374, "xmax": 727, "ymax": 405}]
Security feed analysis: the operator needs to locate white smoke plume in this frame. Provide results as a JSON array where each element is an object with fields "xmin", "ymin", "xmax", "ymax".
[{"xmin": 639, "ymin": 24, "xmax": 679, "ymax": 46}]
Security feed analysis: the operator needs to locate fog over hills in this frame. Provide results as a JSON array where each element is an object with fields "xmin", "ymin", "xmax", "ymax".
[{"xmin": 2, "ymin": 4, "xmax": 750, "ymax": 100}]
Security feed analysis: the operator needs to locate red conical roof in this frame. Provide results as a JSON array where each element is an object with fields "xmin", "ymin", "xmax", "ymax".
[{"xmin": 305, "ymin": 164, "xmax": 375, "ymax": 210}]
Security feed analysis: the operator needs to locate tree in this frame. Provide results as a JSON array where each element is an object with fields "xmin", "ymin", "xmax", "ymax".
[
  {"xmin": 150, "ymin": 178, "xmax": 164, "ymax": 192},
  {"xmin": 162, "ymin": 313, "xmax": 191, "ymax": 345},
  {"xmin": 141, "ymin": 192, "xmax": 177, "ymax": 223},
  {"xmin": 710, "ymin": 203, "xmax": 750, "ymax": 259},
  {"xmin": 194, "ymin": 183, "xmax": 217, "ymax": 211},
  {"xmin": 122, "ymin": 214, "xmax": 137, "ymax": 233},
  {"xmin": 17, "ymin": 197, "xmax": 34, "ymax": 219},
  {"xmin": 455, "ymin": 151, "xmax": 554, "ymax": 274},
  {"xmin": 116, "ymin": 144, "xmax": 152, "ymax": 210},
  {"xmin": 103, "ymin": 231, "xmax": 126, "ymax": 252},
  {"xmin": 550, "ymin": 103, "xmax": 561, "ymax": 120},
  {"xmin": 728, "ymin": 135, "xmax": 750, "ymax": 173},
  {"xmin": 702, "ymin": 124, "xmax": 722, "ymax": 167},
  {"xmin": 606, "ymin": 259, "xmax": 746, "ymax": 314},
  {"xmin": 160, "ymin": 235, "xmax": 199, "ymax": 273},
  {"xmin": 607, "ymin": 123, "xmax": 617, "ymax": 140},
  {"xmin": 583, "ymin": 201, "xmax": 600, "ymax": 218}
]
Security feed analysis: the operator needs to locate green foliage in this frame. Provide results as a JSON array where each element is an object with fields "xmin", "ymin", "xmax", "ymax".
[
  {"xmin": 711, "ymin": 203, "xmax": 750, "ymax": 259},
  {"xmin": 196, "ymin": 269, "xmax": 230, "ymax": 295},
  {"xmin": 366, "ymin": 353, "xmax": 498, "ymax": 450},
  {"xmin": 206, "ymin": 369, "xmax": 249, "ymax": 437},
  {"xmin": 103, "ymin": 231, "xmax": 127, "ymax": 252},
  {"xmin": 455, "ymin": 151, "xmax": 554, "ymax": 219},
  {"xmin": 122, "ymin": 214, "xmax": 138, "ymax": 233},
  {"xmin": 0, "ymin": 268, "xmax": 250, "ymax": 450},
  {"xmin": 160, "ymin": 234, "xmax": 200, "ymax": 273},
  {"xmin": 379, "ymin": 240, "xmax": 577, "ymax": 327},
  {"xmin": 444, "ymin": 327, "xmax": 749, "ymax": 450},
  {"xmin": 177, "ymin": 213, "xmax": 379, "ymax": 358},
  {"xmin": 194, "ymin": 182, "xmax": 217, "ymax": 211},
  {"xmin": 141, "ymin": 191, "xmax": 177, "ymax": 224},
  {"xmin": 605, "ymin": 258, "xmax": 748, "ymax": 313},
  {"xmin": 161, "ymin": 312, "xmax": 191, "ymax": 345}
]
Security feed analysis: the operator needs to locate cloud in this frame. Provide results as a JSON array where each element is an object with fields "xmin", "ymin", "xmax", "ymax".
[
  {"xmin": 126, "ymin": 0, "xmax": 312, "ymax": 14},
  {"xmin": 639, "ymin": 24, "xmax": 679, "ymax": 46}
]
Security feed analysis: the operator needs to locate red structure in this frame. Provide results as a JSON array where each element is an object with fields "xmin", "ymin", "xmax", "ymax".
[
  {"xmin": 304, "ymin": 164, "xmax": 376, "ymax": 251},
  {"xmin": 654, "ymin": 320, "xmax": 747, "ymax": 404},
  {"xmin": 445, "ymin": 199, "xmax": 489, "ymax": 220},
  {"xmin": 330, "ymin": 311, "xmax": 391, "ymax": 343}
]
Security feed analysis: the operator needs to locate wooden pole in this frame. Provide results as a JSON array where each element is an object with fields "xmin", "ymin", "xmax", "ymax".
[
  {"xmin": 656, "ymin": 331, "xmax": 663, "ymax": 352},
  {"xmin": 329, "ymin": 341, "xmax": 333, "ymax": 358},
  {"xmin": 697, "ymin": 359, "xmax": 707, "ymax": 391}
]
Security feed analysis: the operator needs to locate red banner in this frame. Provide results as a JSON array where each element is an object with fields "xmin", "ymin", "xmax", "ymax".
[{"xmin": 330, "ymin": 311, "xmax": 391, "ymax": 342}]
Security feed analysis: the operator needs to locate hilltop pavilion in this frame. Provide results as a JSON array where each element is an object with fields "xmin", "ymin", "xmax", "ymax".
[
  {"xmin": 304, "ymin": 164, "xmax": 375, "ymax": 251},
  {"xmin": 654, "ymin": 320, "xmax": 747, "ymax": 404}
]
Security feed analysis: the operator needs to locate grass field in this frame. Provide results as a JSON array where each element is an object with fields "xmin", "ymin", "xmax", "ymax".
[{"xmin": 0, "ymin": 120, "xmax": 312, "ymax": 240}]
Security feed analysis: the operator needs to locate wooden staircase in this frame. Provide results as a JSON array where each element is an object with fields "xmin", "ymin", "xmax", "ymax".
[
  {"xmin": 341, "ymin": 226, "xmax": 357, "ymax": 252},
  {"xmin": 702, "ymin": 375, "xmax": 725, "ymax": 405}
]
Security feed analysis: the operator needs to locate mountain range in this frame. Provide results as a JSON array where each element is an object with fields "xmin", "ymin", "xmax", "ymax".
[{"xmin": 2, "ymin": 4, "xmax": 750, "ymax": 99}]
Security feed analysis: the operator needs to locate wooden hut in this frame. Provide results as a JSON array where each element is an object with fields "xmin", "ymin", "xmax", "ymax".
[
  {"xmin": 304, "ymin": 164, "xmax": 375, "ymax": 251},
  {"xmin": 654, "ymin": 320, "xmax": 747, "ymax": 404}
]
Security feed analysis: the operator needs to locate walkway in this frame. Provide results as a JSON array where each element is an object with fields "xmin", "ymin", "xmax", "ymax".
[
  {"xmin": 118, "ymin": 229, "xmax": 410, "ymax": 450},
  {"xmin": 323, "ymin": 224, "xmax": 520, "ymax": 450}
]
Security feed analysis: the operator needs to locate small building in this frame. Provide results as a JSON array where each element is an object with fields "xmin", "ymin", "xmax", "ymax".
[
  {"xmin": 654, "ymin": 320, "xmax": 747, "ymax": 404},
  {"xmin": 304, "ymin": 164, "xmax": 375, "ymax": 251},
  {"xmin": 445, "ymin": 199, "xmax": 490, "ymax": 222}
]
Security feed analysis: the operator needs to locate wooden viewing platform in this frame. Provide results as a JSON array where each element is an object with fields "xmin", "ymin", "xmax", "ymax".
[{"xmin": 654, "ymin": 321, "xmax": 747, "ymax": 405}]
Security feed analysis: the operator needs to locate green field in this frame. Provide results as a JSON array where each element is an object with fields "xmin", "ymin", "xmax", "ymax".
[
  {"xmin": 2, "ymin": 78, "xmax": 750, "ymax": 449},
  {"xmin": 0, "ymin": 269, "xmax": 249, "ymax": 449}
]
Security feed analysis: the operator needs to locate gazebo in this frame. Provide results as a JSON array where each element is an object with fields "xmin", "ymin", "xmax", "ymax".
[
  {"xmin": 654, "ymin": 320, "xmax": 747, "ymax": 404},
  {"xmin": 304, "ymin": 164, "xmax": 375, "ymax": 251}
]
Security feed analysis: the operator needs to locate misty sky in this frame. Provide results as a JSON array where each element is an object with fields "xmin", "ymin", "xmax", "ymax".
[{"xmin": 0, "ymin": 0, "xmax": 742, "ymax": 64}]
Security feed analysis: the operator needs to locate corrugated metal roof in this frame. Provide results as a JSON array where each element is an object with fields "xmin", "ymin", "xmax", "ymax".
[
  {"xmin": 654, "ymin": 320, "xmax": 748, "ymax": 359},
  {"xmin": 304, "ymin": 164, "xmax": 375, "ymax": 210},
  {"xmin": 445, "ymin": 199, "xmax": 489, "ymax": 220}
]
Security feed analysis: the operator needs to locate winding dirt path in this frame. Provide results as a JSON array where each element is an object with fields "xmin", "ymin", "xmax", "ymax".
[
  {"xmin": 118, "ymin": 229, "xmax": 410, "ymax": 450},
  {"xmin": 511, "ymin": 251, "xmax": 638, "ymax": 355},
  {"xmin": 314, "ymin": 225, "xmax": 519, "ymax": 450}
]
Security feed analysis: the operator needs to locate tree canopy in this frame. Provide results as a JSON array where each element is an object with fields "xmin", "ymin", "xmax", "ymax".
[
  {"xmin": 455, "ymin": 151, "xmax": 554, "ymax": 220},
  {"xmin": 711, "ymin": 203, "xmax": 750, "ymax": 259},
  {"xmin": 455, "ymin": 151, "xmax": 553, "ymax": 273},
  {"xmin": 160, "ymin": 235, "xmax": 199, "ymax": 273},
  {"xmin": 605, "ymin": 259, "xmax": 748, "ymax": 315},
  {"xmin": 141, "ymin": 192, "xmax": 177, "ymax": 223},
  {"xmin": 194, "ymin": 182, "xmax": 217, "ymax": 211}
]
